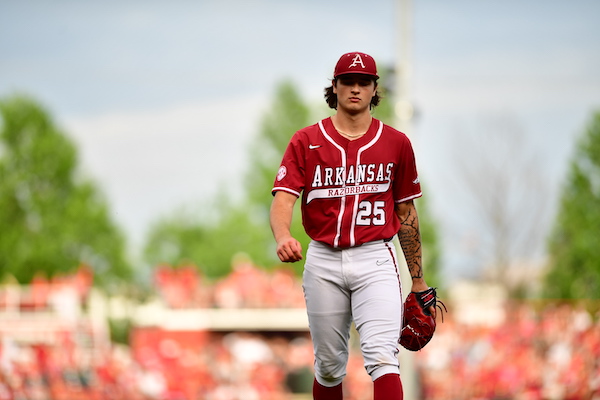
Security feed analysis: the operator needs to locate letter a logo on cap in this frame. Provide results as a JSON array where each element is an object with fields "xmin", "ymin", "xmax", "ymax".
[
  {"xmin": 349, "ymin": 54, "xmax": 366, "ymax": 69},
  {"xmin": 334, "ymin": 52, "xmax": 379, "ymax": 78}
]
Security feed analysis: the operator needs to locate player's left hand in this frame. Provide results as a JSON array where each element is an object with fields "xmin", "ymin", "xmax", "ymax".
[
  {"xmin": 410, "ymin": 280, "xmax": 436, "ymax": 317},
  {"xmin": 400, "ymin": 287, "xmax": 446, "ymax": 351}
]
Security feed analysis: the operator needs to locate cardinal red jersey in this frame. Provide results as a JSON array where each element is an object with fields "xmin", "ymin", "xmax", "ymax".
[{"xmin": 273, "ymin": 117, "xmax": 422, "ymax": 249}]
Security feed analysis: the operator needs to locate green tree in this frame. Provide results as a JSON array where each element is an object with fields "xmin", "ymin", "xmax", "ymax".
[
  {"xmin": 245, "ymin": 79, "xmax": 312, "ymax": 210},
  {"xmin": 416, "ymin": 197, "xmax": 442, "ymax": 289},
  {"xmin": 143, "ymin": 193, "xmax": 275, "ymax": 279},
  {"xmin": 242, "ymin": 79, "xmax": 313, "ymax": 274},
  {"xmin": 0, "ymin": 95, "xmax": 132, "ymax": 286},
  {"xmin": 543, "ymin": 110, "xmax": 600, "ymax": 299},
  {"xmin": 143, "ymin": 80, "xmax": 312, "ymax": 277}
]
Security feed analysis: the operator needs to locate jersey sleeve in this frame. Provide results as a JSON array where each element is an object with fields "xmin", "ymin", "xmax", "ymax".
[
  {"xmin": 272, "ymin": 133, "xmax": 306, "ymax": 197},
  {"xmin": 394, "ymin": 136, "xmax": 422, "ymax": 203}
]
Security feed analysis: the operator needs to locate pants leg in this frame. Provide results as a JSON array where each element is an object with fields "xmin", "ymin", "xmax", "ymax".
[
  {"xmin": 303, "ymin": 241, "xmax": 352, "ymax": 387},
  {"xmin": 303, "ymin": 240, "xmax": 403, "ymax": 388},
  {"xmin": 349, "ymin": 240, "xmax": 403, "ymax": 381}
]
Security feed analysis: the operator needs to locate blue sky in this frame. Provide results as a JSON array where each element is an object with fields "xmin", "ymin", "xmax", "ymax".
[{"xmin": 2, "ymin": 0, "xmax": 599, "ymax": 280}]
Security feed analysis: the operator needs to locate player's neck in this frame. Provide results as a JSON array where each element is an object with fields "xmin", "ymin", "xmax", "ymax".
[{"xmin": 331, "ymin": 112, "xmax": 372, "ymax": 140}]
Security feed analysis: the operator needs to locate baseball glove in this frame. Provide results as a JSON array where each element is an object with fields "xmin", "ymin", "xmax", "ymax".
[{"xmin": 399, "ymin": 287, "xmax": 446, "ymax": 351}]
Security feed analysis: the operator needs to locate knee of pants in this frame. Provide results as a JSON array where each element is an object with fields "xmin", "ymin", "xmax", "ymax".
[
  {"xmin": 362, "ymin": 342, "xmax": 400, "ymax": 381},
  {"xmin": 314, "ymin": 353, "xmax": 348, "ymax": 387},
  {"xmin": 366, "ymin": 362, "xmax": 401, "ymax": 382}
]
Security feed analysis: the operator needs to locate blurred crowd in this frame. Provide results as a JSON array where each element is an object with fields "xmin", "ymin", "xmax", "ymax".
[
  {"xmin": 153, "ymin": 261, "xmax": 306, "ymax": 309},
  {"xmin": 418, "ymin": 302, "xmax": 600, "ymax": 400},
  {"xmin": 0, "ymin": 331, "xmax": 315, "ymax": 400},
  {"xmin": 1, "ymin": 263, "xmax": 600, "ymax": 399}
]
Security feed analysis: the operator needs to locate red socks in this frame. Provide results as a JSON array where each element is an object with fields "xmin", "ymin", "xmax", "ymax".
[
  {"xmin": 374, "ymin": 373, "xmax": 403, "ymax": 400},
  {"xmin": 313, "ymin": 378, "xmax": 343, "ymax": 400},
  {"xmin": 313, "ymin": 373, "xmax": 402, "ymax": 400}
]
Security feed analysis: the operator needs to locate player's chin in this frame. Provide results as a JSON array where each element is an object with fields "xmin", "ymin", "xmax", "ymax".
[
  {"xmin": 341, "ymin": 102, "xmax": 367, "ymax": 114},
  {"xmin": 344, "ymin": 99, "xmax": 362, "ymax": 107}
]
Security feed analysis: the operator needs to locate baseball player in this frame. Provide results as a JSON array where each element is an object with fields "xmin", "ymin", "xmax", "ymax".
[{"xmin": 270, "ymin": 52, "xmax": 433, "ymax": 400}]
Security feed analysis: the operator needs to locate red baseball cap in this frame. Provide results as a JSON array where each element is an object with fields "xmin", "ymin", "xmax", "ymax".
[{"xmin": 333, "ymin": 52, "xmax": 379, "ymax": 79}]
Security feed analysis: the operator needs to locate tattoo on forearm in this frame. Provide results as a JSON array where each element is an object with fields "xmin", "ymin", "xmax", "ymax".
[{"xmin": 398, "ymin": 206, "xmax": 423, "ymax": 280}]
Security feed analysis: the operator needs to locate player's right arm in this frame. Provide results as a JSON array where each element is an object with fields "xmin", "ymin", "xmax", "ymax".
[{"xmin": 270, "ymin": 191, "xmax": 303, "ymax": 263}]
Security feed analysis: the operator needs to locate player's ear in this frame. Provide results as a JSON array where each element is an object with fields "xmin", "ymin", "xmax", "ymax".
[{"xmin": 332, "ymin": 79, "xmax": 337, "ymax": 94}]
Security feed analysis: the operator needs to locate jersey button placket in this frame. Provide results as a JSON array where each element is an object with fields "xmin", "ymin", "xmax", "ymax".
[{"xmin": 344, "ymin": 140, "xmax": 360, "ymax": 248}]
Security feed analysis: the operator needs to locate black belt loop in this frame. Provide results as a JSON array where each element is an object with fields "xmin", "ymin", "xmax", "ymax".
[{"xmin": 383, "ymin": 236, "xmax": 394, "ymax": 242}]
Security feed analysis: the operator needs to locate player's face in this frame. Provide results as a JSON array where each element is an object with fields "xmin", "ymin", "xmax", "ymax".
[{"xmin": 333, "ymin": 74, "xmax": 377, "ymax": 114}]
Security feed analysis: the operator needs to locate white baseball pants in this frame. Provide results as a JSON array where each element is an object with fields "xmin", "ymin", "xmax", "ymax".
[{"xmin": 303, "ymin": 238, "xmax": 403, "ymax": 387}]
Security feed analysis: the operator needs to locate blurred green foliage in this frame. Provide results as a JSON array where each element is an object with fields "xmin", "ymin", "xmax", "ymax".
[
  {"xmin": 143, "ymin": 80, "xmax": 312, "ymax": 277},
  {"xmin": 544, "ymin": 110, "xmax": 600, "ymax": 299},
  {"xmin": 143, "ymin": 194, "xmax": 278, "ymax": 278},
  {"xmin": 0, "ymin": 95, "xmax": 132, "ymax": 287},
  {"xmin": 415, "ymin": 195, "xmax": 442, "ymax": 290}
]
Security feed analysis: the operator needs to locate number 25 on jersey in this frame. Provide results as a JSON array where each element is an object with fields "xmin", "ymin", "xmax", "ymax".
[{"xmin": 356, "ymin": 200, "xmax": 386, "ymax": 226}]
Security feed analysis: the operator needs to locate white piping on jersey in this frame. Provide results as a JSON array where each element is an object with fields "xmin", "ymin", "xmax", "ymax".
[
  {"xmin": 317, "ymin": 119, "xmax": 385, "ymax": 248},
  {"xmin": 318, "ymin": 120, "xmax": 347, "ymax": 248},
  {"xmin": 349, "ymin": 120, "xmax": 384, "ymax": 247},
  {"xmin": 396, "ymin": 191, "xmax": 422, "ymax": 203},
  {"xmin": 272, "ymin": 186, "xmax": 301, "ymax": 198}
]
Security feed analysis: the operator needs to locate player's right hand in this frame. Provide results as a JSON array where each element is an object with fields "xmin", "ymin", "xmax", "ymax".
[{"xmin": 276, "ymin": 237, "xmax": 303, "ymax": 263}]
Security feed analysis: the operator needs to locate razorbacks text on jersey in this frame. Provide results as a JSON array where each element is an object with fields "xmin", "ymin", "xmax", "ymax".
[{"xmin": 272, "ymin": 117, "xmax": 421, "ymax": 248}]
